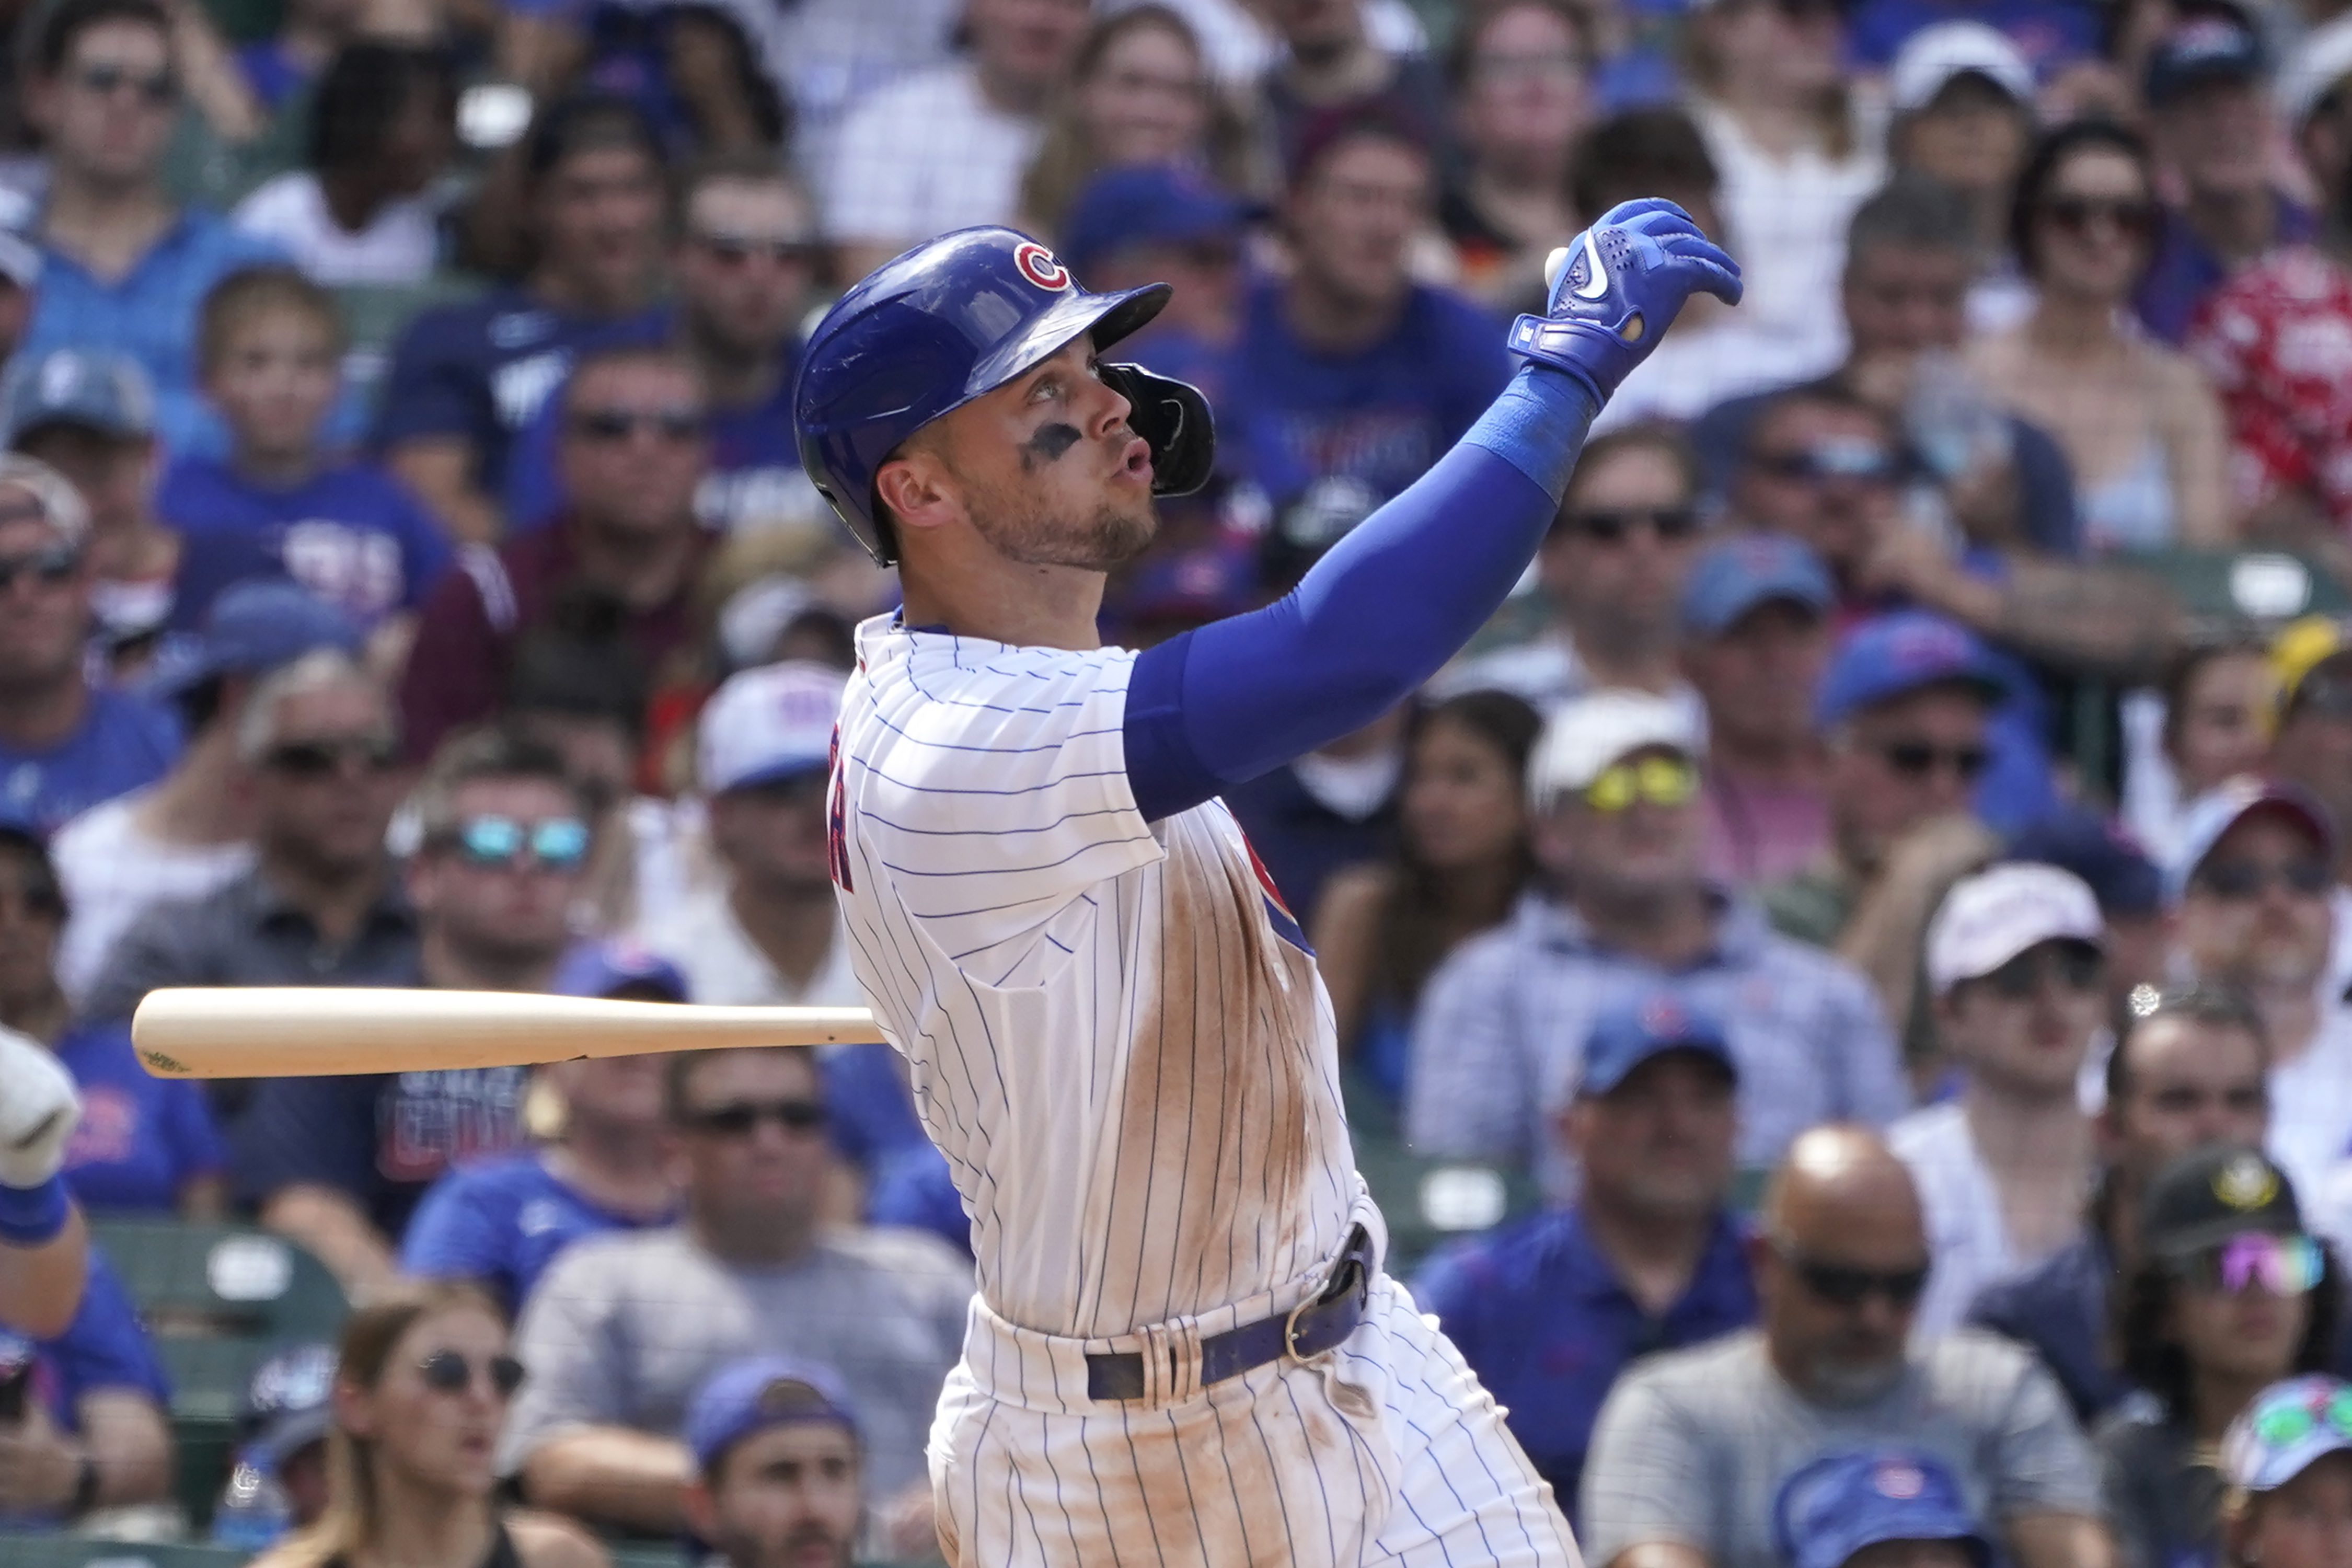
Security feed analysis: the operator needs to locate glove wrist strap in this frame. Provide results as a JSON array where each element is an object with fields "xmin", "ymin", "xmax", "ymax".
[
  {"xmin": 0, "ymin": 1173, "xmax": 68, "ymax": 1246},
  {"xmin": 1506, "ymin": 314, "xmax": 1633, "ymax": 402}
]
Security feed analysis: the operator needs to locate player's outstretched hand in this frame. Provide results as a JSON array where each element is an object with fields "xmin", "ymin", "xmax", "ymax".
[
  {"xmin": 0, "ymin": 1026, "xmax": 78, "ymax": 1192},
  {"xmin": 1507, "ymin": 198, "xmax": 1743, "ymax": 405}
]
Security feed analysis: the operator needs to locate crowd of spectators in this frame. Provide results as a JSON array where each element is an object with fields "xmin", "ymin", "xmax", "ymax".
[{"xmin": 9, "ymin": 0, "xmax": 2352, "ymax": 1561}]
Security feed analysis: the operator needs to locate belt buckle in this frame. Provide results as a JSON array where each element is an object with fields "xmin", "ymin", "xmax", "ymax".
[{"xmin": 1283, "ymin": 1294, "xmax": 1318, "ymax": 1363}]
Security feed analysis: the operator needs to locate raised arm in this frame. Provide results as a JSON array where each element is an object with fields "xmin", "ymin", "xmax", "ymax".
[
  {"xmin": 1123, "ymin": 201, "xmax": 1740, "ymax": 821},
  {"xmin": 0, "ymin": 1028, "xmax": 85, "ymax": 1338}
]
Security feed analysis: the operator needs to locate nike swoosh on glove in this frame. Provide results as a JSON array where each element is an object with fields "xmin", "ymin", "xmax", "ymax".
[
  {"xmin": 1506, "ymin": 197, "xmax": 1744, "ymax": 406},
  {"xmin": 0, "ymin": 1025, "xmax": 80, "ymax": 1190}
]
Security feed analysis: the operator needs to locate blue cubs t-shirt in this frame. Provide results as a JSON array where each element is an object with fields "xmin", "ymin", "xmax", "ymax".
[
  {"xmin": 1224, "ymin": 281, "xmax": 1512, "ymax": 531},
  {"xmin": 159, "ymin": 456, "xmax": 456, "ymax": 630},
  {"xmin": 54, "ymin": 1022, "xmax": 226, "ymax": 1215},
  {"xmin": 399, "ymin": 1149, "xmax": 674, "ymax": 1317},
  {"xmin": 1847, "ymin": 0, "xmax": 2100, "ymax": 72},
  {"xmin": 0, "ymin": 688, "xmax": 181, "ymax": 833},
  {"xmin": 370, "ymin": 285, "xmax": 664, "ymax": 499},
  {"xmin": 500, "ymin": 307, "xmax": 808, "ymax": 534},
  {"xmin": 0, "ymin": 1248, "xmax": 169, "ymax": 1526}
]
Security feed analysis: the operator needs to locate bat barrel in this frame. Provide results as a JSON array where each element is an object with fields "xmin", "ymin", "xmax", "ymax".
[{"xmin": 131, "ymin": 988, "xmax": 883, "ymax": 1079}]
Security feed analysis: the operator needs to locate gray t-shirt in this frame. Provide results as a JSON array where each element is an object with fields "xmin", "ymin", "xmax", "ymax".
[
  {"xmin": 2095, "ymin": 1402, "xmax": 2219, "ymax": 1568},
  {"xmin": 498, "ymin": 1224, "xmax": 972, "ymax": 1497},
  {"xmin": 1581, "ymin": 1328, "xmax": 2100, "ymax": 1568}
]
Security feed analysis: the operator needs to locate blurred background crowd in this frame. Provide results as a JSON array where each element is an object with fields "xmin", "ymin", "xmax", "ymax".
[{"xmin": 12, "ymin": 0, "xmax": 2352, "ymax": 1562}]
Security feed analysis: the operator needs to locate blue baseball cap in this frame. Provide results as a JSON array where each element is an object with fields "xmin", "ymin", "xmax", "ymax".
[
  {"xmin": 147, "ymin": 580, "xmax": 364, "ymax": 701},
  {"xmin": 1680, "ymin": 533, "xmax": 1834, "ymax": 638},
  {"xmin": 1578, "ymin": 991, "xmax": 1737, "ymax": 1098},
  {"xmin": 2148, "ymin": 13, "xmax": 2265, "ymax": 105},
  {"xmin": 685, "ymin": 1355, "xmax": 861, "ymax": 1474},
  {"xmin": 2005, "ymin": 807, "xmax": 2162, "ymax": 919},
  {"xmin": 554, "ymin": 938, "xmax": 689, "ymax": 1002},
  {"xmin": 2162, "ymin": 775, "xmax": 2337, "ymax": 905},
  {"xmin": 0, "ymin": 348, "xmax": 154, "ymax": 445},
  {"xmin": 1774, "ymin": 1449, "xmax": 1990, "ymax": 1568},
  {"xmin": 1063, "ymin": 164, "xmax": 1250, "ymax": 278},
  {"xmin": 237, "ymin": 1342, "xmax": 338, "ymax": 1470},
  {"xmin": 1816, "ymin": 611, "xmax": 2005, "ymax": 730}
]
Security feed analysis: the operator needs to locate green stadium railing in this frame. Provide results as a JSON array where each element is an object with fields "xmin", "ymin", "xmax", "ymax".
[{"xmin": 87, "ymin": 1220, "xmax": 349, "ymax": 1533}]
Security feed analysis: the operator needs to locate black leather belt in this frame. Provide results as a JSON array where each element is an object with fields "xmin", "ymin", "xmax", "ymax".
[{"xmin": 1085, "ymin": 1226, "xmax": 1374, "ymax": 1402}]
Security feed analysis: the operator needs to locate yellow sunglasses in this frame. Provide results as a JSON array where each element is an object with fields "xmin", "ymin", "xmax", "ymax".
[{"xmin": 1583, "ymin": 755, "xmax": 1698, "ymax": 813}]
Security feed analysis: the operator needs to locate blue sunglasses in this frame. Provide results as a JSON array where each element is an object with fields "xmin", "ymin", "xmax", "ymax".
[{"xmin": 445, "ymin": 815, "xmax": 591, "ymax": 871}]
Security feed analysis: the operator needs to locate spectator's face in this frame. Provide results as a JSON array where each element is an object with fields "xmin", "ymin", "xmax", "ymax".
[
  {"xmin": 2158, "ymin": 77, "xmax": 2273, "ymax": 199},
  {"xmin": 1564, "ymin": 1051, "xmax": 1737, "ymax": 1221},
  {"xmin": 0, "ymin": 502, "xmax": 89, "ymax": 694},
  {"xmin": 1934, "ymin": 938, "xmax": 2106, "ymax": 1100},
  {"xmin": 543, "ymin": 1053, "xmax": 667, "ymax": 1135},
  {"xmin": 2270, "ymin": 661, "xmax": 2352, "ymax": 834},
  {"xmin": 558, "ymin": 359, "xmax": 709, "ymax": 539},
  {"xmin": 1401, "ymin": 714, "xmax": 1527, "ymax": 873},
  {"xmin": 1823, "ymin": 684, "xmax": 1990, "ymax": 869},
  {"xmin": 1272, "ymin": 0, "xmax": 1364, "ymax": 55},
  {"xmin": 535, "ymin": 143, "xmax": 664, "ymax": 301},
  {"xmin": 15, "ymin": 424, "xmax": 151, "ymax": 544},
  {"xmin": 2240, "ymin": 1453, "xmax": 2352, "ymax": 1568},
  {"xmin": 1287, "ymin": 137, "xmax": 1430, "ymax": 315},
  {"xmin": 1708, "ymin": 0, "xmax": 1844, "ymax": 98},
  {"xmin": 2027, "ymin": 145, "xmax": 2156, "ymax": 307},
  {"xmin": 1539, "ymin": 442, "xmax": 1701, "ymax": 641},
  {"xmin": 966, "ymin": 0, "xmax": 1093, "ymax": 96},
  {"xmin": 674, "ymin": 179, "xmax": 817, "ymax": 368},
  {"xmin": 335, "ymin": 1304, "xmax": 516, "ymax": 1501},
  {"xmin": 249, "ymin": 678, "xmax": 405, "ymax": 873},
  {"xmin": 205, "ymin": 307, "xmax": 340, "ymax": 463},
  {"xmin": 2102, "ymin": 1014, "xmax": 2267, "ymax": 1194},
  {"xmin": 1731, "ymin": 402, "xmax": 1899, "ymax": 583},
  {"xmin": 1755, "ymin": 1180, "xmax": 1929, "ymax": 1404},
  {"xmin": 673, "ymin": 1048, "xmax": 830, "ymax": 1221},
  {"xmin": 1079, "ymin": 20, "xmax": 1210, "ymax": 167},
  {"xmin": 1538, "ymin": 745, "xmax": 1703, "ymax": 900},
  {"xmin": 1684, "ymin": 600, "xmax": 1831, "ymax": 756},
  {"xmin": 1896, "ymin": 77, "xmax": 2032, "ymax": 199},
  {"xmin": 2175, "ymin": 810, "xmax": 2336, "ymax": 991},
  {"xmin": 36, "ymin": 20, "xmax": 176, "ymax": 189},
  {"xmin": 1458, "ymin": 4, "xmax": 1590, "ymax": 170},
  {"xmin": 1841, "ymin": 241, "xmax": 1972, "ymax": 361},
  {"xmin": 410, "ymin": 775, "xmax": 587, "ymax": 970},
  {"xmin": 710, "ymin": 772, "xmax": 833, "ymax": 894},
  {"xmin": 378, "ymin": 79, "xmax": 456, "ymax": 199},
  {"xmin": 694, "ymin": 1422, "xmax": 862, "ymax": 1568},
  {"xmin": 2171, "ymin": 650, "xmax": 2276, "ymax": 798},
  {"xmin": 1843, "ymin": 1543, "xmax": 1979, "ymax": 1568},
  {"xmin": 0, "ymin": 841, "xmax": 61, "ymax": 1014},
  {"xmin": 2168, "ymin": 1238, "xmax": 2313, "ymax": 1391}
]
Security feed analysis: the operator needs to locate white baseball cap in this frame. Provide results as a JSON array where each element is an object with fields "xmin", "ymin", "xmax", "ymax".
[
  {"xmin": 1926, "ymin": 862, "xmax": 2104, "ymax": 997},
  {"xmin": 1527, "ymin": 689, "xmax": 1701, "ymax": 813},
  {"xmin": 2280, "ymin": 14, "xmax": 2352, "ymax": 126},
  {"xmin": 697, "ymin": 660, "xmax": 846, "ymax": 794},
  {"xmin": 1890, "ymin": 21, "xmax": 2036, "ymax": 112}
]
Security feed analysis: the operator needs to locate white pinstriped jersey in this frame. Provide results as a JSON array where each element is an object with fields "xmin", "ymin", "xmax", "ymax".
[{"xmin": 828, "ymin": 615, "xmax": 1361, "ymax": 1339}]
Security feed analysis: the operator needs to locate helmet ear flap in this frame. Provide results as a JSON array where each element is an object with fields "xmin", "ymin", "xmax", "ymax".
[{"xmin": 1099, "ymin": 363, "xmax": 1215, "ymax": 499}]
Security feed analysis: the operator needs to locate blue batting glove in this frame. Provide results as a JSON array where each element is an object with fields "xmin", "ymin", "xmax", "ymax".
[{"xmin": 1507, "ymin": 198, "xmax": 1743, "ymax": 405}]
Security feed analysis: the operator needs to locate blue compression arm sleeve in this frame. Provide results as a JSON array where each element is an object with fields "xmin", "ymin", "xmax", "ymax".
[{"xmin": 1125, "ymin": 365, "xmax": 1597, "ymax": 823}]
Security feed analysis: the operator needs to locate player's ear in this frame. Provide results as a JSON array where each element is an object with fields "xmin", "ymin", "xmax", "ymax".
[{"xmin": 873, "ymin": 443, "xmax": 961, "ymax": 540}]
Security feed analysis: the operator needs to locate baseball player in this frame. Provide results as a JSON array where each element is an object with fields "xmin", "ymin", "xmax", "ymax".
[
  {"xmin": 0, "ymin": 1024, "xmax": 85, "ymax": 1335},
  {"xmin": 795, "ymin": 204, "xmax": 1738, "ymax": 1565}
]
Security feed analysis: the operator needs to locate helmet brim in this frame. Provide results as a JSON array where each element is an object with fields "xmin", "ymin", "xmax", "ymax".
[{"xmin": 963, "ymin": 282, "xmax": 1173, "ymax": 400}]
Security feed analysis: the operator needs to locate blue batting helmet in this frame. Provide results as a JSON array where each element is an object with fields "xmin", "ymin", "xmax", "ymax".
[{"xmin": 792, "ymin": 226, "xmax": 1216, "ymax": 565}]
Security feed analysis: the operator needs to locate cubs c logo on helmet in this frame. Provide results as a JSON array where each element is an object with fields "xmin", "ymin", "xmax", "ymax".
[{"xmin": 1014, "ymin": 241, "xmax": 1072, "ymax": 292}]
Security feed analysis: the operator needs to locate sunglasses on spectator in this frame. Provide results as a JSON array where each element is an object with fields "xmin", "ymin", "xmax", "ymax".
[
  {"xmin": 1875, "ymin": 739, "xmax": 1990, "ymax": 782},
  {"xmin": 262, "ymin": 735, "xmax": 401, "ymax": 778},
  {"xmin": 1562, "ymin": 506, "xmax": 1701, "ymax": 544},
  {"xmin": 417, "ymin": 1350, "xmax": 527, "ymax": 1398},
  {"xmin": 2172, "ymin": 1232, "xmax": 2324, "ymax": 1297},
  {"xmin": 0, "ymin": 539, "xmax": 79, "ymax": 593},
  {"xmin": 2193, "ymin": 857, "xmax": 2333, "ymax": 901},
  {"xmin": 689, "ymin": 229, "xmax": 817, "ymax": 267},
  {"xmin": 72, "ymin": 62, "xmax": 176, "ymax": 106},
  {"xmin": 1979, "ymin": 941, "xmax": 2104, "ymax": 1000},
  {"xmin": 569, "ymin": 407, "xmax": 706, "ymax": 444},
  {"xmin": 1752, "ymin": 440, "xmax": 1897, "ymax": 485},
  {"xmin": 2038, "ymin": 195, "xmax": 2157, "ymax": 240},
  {"xmin": 1583, "ymin": 755, "xmax": 1697, "ymax": 813},
  {"xmin": 438, "ymin": 815, "xmax": 592, "ymax": 872},
  {"xmin": 1771, "ymin": 1239, "xmax": 1930, "ymax": 1307},
  {"xmin": 684, "ymin": 1098, "xmax": 828, "ymax": 1137}
]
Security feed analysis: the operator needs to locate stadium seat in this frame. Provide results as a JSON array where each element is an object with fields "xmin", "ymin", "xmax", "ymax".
[{"xmin": 0, "ymin": 1538, "xmax": 252, "ymax": 1568}]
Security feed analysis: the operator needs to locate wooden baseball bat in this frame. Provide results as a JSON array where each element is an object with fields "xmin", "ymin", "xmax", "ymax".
[{"xmin": 131, "ymin": 988, "xmax": 883, "ymax": 1079}]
